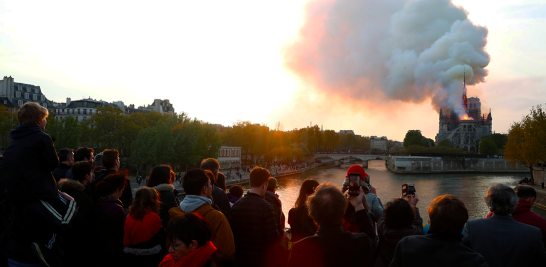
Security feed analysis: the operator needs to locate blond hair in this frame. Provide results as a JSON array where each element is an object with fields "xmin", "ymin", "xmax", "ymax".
[{"xmin": 18, "ymin": 102, "xmax": 48, "ymax": 125}]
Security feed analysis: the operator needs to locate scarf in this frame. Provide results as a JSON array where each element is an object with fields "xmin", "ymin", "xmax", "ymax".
[
  {"xmin": 158, "ymin": 241, "xmax": 217, "ymax": 267},
  {"xmin": 180, "ymin": 195, "xmax": 212, "ymax": 213}
]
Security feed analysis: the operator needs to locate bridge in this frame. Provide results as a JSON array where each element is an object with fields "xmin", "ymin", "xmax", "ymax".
[{"xmin": 313, "ymin": 153, "xmax": 389, "ymax": 167}]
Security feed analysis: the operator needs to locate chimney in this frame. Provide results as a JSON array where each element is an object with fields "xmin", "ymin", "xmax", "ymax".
[{"xmin": 66, "ymin": 97, "xmax": 71, "ymax": 105}]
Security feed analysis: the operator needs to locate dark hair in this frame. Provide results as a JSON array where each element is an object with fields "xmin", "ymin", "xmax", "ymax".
[
  {"xmin": 130, "ymin": 187, "xmax": 161, "ymax": 221},
  {"xmin": 294, "ymin": 179, "xmax": 319, "ymax": 209},
  {"xmin": 428, "ymin": 194, "xmax": 468, "ymax": 237},
  {"xmin": 267, "ymin": 177, "xmax": 278, "ymax": 192},
  {"xmin": 182, "ymin": 168, "xmax": 210, "ymax": 196},
  {"xmin": 102, "ymin": 149, "xmax": 119, "ymax": 169},
  {"xmin": 71, "ymin": 161, "xmax": 93, "ymax": 182},
  {"xmin": 94, "ymin": 171, "xmax": 128, "ymax": 198},
  {"xmin": 249, "ymin": 167, "xmax": 270, "ymax": 188},
  {"xmin": 147, "ymin": 165, "xmax": 173, "ymax": 187},
  {"xmin": 308, "ymin": 183, "xmax": 346, "ymax": 227},
  {"xmin": 74, "ymin": 147, "xmax": 94, "ymax": 162},
  {"xmin": 58, "ymin": 148, "xmax": 74, "ymax": 162},
  {"xmin": 200, "ymin": 158, "xmax": 220, "ymax": 176},
  {"xmin": 167, "ymin": 213, "xmax": 212, "ymax": 248},
  {"xmin": 516, "ymin": 185, "xmax": 536, "ymax": 199},
  {"xmin": 229, "ymin": 185, "xmax": 244, "ymax": 198},
  {"xmin": 384, "ymin": 198, "xmax": 414, "ymax": 230},
  {"xmin": 216, "ymin": 172, "xmax": 226, "ymax": 191},
  {"xmin": 485, "ymin": 183, "xmax": 518, "ymax": 215}
]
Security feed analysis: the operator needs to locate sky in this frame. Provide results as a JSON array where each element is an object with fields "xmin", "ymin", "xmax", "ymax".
[{"xmin": 0, "ymin": 0, "xmax": 545, "ymax": 141}]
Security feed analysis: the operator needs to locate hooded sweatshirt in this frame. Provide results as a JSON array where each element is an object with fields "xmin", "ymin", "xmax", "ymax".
[{"xmin": 180, "ymin": 195, "xmax": 212, "ymax": 213}]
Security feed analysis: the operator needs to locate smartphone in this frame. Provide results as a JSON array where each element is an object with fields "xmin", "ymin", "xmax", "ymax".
[
  {"xmin": 348, "ymin": 172, "xmax": 360, "ymax": 196},
  {"xmin": 402, "ymin": 183, "xmax": 416, "ymax": 197}
]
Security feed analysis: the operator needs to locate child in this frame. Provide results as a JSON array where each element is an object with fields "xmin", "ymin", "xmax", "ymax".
[
  {"xmin": 0, "ymin": 102, "xmax": 76, "ymax": 266},
  {"xmin": 123, "ymin": 187, "xmax": 165, "ymax": 266}
]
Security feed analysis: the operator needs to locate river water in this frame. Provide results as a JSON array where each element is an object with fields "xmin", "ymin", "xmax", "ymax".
[{"xmin": 274, "ymin": 160, "xmax": 544, "ymax": 225}]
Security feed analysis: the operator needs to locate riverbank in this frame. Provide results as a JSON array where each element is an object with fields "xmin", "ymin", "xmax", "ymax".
[{"xmin": 387, "ymin": 156, "xmax": 530, "ymax": 174}]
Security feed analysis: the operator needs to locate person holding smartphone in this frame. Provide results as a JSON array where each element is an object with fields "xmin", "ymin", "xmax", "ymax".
[
  {"xmin": 287, "ymin": 183, "xmax": 376, "ymax": 267},
  {"xmin": 341, "ymin": 165, "xmax": 384, "ymax": 233}
]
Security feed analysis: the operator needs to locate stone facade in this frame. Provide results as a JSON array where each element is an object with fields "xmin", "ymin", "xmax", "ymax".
[
  {"xmin": 138, "ymin": 99, "xmax": 174, "ymax": 114},
  {"xmin": 387, "ymin": 156, "xmax": 528, "ymax": 174},
  {"xmin": 435, "ymin": 78, "xmax": 492, "ymax": 152},
  {"xmin": 0, "ymin": 76, "xmax": 54, "ymax": 112},
  {"xmin": 370, "ymin": 136, "xmax": 388, "ymax": 151},
  {"xmin": 218, "ymin": 146, "xmax": 242, "ymax": 169}
]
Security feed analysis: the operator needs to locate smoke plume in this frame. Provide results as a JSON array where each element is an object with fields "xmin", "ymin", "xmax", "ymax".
[{"xmin": 284, "ymin": 0, "xmax": 490, "ymax": 115}]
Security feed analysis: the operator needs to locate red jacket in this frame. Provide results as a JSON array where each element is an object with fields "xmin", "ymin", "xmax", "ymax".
[
  {"xmin": 124, "ymin": 210, "xmax": 162, "ymax": 246},
  {"xmin": 486, "ymin": 199, "xmax": 546, "ymax": 244}
]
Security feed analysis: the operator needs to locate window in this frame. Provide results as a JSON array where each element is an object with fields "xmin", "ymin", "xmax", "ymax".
[
  {"xmin": 16, "ymin": 92, "xmax": 20, "ymax": 98},
  {"xmin": 24, "ymin": 93, "xmax": 29, "ymax": 99},
  {"xmin": 41, "ymin": 95, "xmax": 45, "ymax": 101},
  {"xmin": 83, "ymin": 102, "xmax": 88, "ymax": 107},
  {"xmin": 33, "ymin": 94, "xmax": 37, "ymax": 100},
  {"xmin": 83, "ymin": 116, "xmax": 87, "ymax": 121},
  {"xmin": 26, "ymin": 87, "xmax": 30, "ymax": 92},
  {"xmin": 3, "ymin": 100, "xmax": 6, "ymax": 104},
  {"xmin": 35, "ymin": 88, "xmax": 39, "ymax": 93},
  {"xmin": 18, "ymin": 100, "xmax": 23, "ymax": 106},
  {"xmin": 83, "ymin": 109, "xmax": 87, "ymax": 114},
  {"xmin": 77, "ymin": 109, "xmax": 80, "ymax": 114}
]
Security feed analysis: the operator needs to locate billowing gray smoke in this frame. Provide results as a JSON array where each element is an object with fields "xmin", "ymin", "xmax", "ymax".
[{"xmin": 284, "ymin": 0, "xmax": 490, "ymax": 115}]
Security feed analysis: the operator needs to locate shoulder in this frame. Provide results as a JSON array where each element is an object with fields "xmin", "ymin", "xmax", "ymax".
[
  {"xmin": 58, "ymin": 179, "xmax": 85, "ymax": 194},
  {"xmin": 198, "ymin": 205, "xmax": 228, "ymax": 223},
  {"xmin": 154, "ymin": 183, "xmax": 175, "ymax": 193}
]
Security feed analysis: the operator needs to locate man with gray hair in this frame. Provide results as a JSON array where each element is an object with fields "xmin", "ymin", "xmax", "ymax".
[{"xmin": 462, "ymin": 183, "xmax": 546, "ymax": 267}]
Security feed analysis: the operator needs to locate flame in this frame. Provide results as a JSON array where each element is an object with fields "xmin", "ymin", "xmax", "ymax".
[{"xmin": 461, "ymin": 114, "xmax": 473, "ymax": 120}]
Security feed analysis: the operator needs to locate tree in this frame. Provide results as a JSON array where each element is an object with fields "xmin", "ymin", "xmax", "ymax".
[
  {"xmin": 403, "ymin": 130, "xmax": 423, "ymax": 148},
  {"xmin": 44, "ymin": 115, "xmax": 82, "ymax": 150},
  {"xmin": 479, "ymin": 139, "xmax": 498, "ymax": 156},
  {"xmin": 0, "ymin": 106, "xmax": 18, "ymax": 151},
  {"xmin": 438, "ymin": 139, "xmax": 454, "ymax": 148},
  {"xmin": 505, "ymin": 105, "xmax": 546, "ymax": 180}
]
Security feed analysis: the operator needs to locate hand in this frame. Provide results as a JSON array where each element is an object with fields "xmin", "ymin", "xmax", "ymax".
[
  {"xmin": 348, "ymin": 186, "xmax": 366, "ymax": 211},
  {"xmin": 59, "ymin": 191, "xmax": 74, "ymax": 202},
  {"xmin": 402, "ymin": 193, "xmax": 419, "ymax": 208}
]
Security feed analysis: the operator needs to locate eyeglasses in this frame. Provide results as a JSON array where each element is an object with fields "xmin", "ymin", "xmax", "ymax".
[{"xmin": 171, "ymin": 242, "xmax": 182, "ymax": 251}]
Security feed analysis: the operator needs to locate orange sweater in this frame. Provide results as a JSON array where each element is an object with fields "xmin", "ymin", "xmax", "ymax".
[{"xmin": 124, "ymin": 210, "xmax": 162, "ymax": 247}]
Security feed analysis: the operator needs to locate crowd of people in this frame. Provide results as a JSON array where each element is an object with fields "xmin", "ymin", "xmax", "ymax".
[{"xmin": 1, "ymin": 102, "xmax": 546, "ymax": 267}]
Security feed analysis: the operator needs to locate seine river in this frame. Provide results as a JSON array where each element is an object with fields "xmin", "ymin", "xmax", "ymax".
[{"xmin": 274, "ymin": 160, "xmax": 545, "ymax": 225}]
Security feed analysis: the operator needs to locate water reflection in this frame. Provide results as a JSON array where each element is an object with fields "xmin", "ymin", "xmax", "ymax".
[{"xmin": 272, "ymin": 160, "xmax": 529, "ymax": 225}]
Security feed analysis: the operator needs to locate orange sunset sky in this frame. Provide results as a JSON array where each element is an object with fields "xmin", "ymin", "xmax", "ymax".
[{"xmin": 0, "ymin": 0, "xmax": 544, "ymax": 141}]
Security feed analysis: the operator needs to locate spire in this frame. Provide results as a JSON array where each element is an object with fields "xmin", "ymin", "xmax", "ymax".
[{"xmin": 462, "ymin": 70, "xmax": 468, "ymax": 111}]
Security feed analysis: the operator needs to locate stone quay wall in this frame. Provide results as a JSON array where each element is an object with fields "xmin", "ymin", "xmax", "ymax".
[{"xmin": 387, "ymin": 156, "xmax": 529, "ymax": 174}]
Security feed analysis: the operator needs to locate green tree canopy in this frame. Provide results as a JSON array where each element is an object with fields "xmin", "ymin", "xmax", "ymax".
[
  {"xmin": 479, "ymin": 138, "xmax": 498, "ymax": 156},
  {"xmin": 0, "ymin": 106, "xmax": 18, "ymax": 151},
  {"xmin": 403, "ymin": 130, "xmax": 424, "ymax": 148},
  {"xmin": 438, "ymin": 139, "xmax": 454, "ymax": 148}
]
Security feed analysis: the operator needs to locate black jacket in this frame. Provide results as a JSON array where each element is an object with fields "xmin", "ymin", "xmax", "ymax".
[
  {"xmin": 52, "ymin": 163, "xmax": 71, "ymax": 183},
  {"xmin": 58, "ymin": 179, "xmax": 96, "ymax": 267},
  {"xmin": 462, "ymin": 214, "xmax": 546, "ymax": 267},
  {"xmin": 0, "ymin": 124, "xmax": 59, "ymax": 201},
  {"xmin": 95, "ymin": 197, "xmax": 126, "ymax": 264},
  {"xmin": 374, "ymin": 208, "xmax": 423, "ymax": 267},
  {"xmin": 212, "ymin": 185, "xmax": 232, "ymax": 223},
  {"xmin": 288, "ymin": 207, "xmax": 317, "ymax": 243},
  {"xmin": 265, "ymin": 191, "xmax": 284, "ymax": 234},
  {"xmin": 95, "ymin": 169, "xmax": 133, "ymax": 209},
  {"xmin": 231, "ymin": 192, "xmax": 280, "ymax": 267},
  {"xmin": 287, "ymin": 209, "xmax": 376, "ymax": 267},
  {"xmin": 153, "ymin": 183, "xmax": 180, "ymax": 228},
  {"xmin": 390, "ymin": 234, "xmax": 488, "ymax": 267}
]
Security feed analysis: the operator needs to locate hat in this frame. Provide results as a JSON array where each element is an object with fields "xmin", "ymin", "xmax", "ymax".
[{"xmin": 346, "ymin": 165, "xmax": 370, "ymax": 184}]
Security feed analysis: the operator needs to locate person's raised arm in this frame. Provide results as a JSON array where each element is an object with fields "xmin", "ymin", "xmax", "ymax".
[{"xmin": 349, "ymin": 186, "xmax": 376, "ymax": 242}]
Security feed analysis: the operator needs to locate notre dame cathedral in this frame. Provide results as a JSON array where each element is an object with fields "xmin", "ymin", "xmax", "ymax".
[{"xmin": 435, "ymin": 74, "xmax": 492, "ymax": 152}]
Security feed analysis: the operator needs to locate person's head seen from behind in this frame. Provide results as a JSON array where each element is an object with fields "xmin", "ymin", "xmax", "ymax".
[
  {"xmin": 428, "ymin": 194, "xmax": 468, "ymax": 238},
  {"xmin": 249, "ymin": 167, "xmax": 270, "ymax": 197},
  {"xmin": 71, "ymin": 161, "xmax": 93, "ymax": 185},
  {"xmin": 147, "ymin": 164, "xmax": 174, "ymax": 187},
  {"xmin": 18, "ymin": 102, "xmax": 48, "ymax": 130},
  {"xmin": 131, "ymin": 187, "xmax": 161, "ymax": 221},
  {"xmin": 182, "ymin": 168, "xmax": 213, "ymax": 199},
  {"xmin": 94, "ymin": 171, "xmax": 128, "ymax": 199}
]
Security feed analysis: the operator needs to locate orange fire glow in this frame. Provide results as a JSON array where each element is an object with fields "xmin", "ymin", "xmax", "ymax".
[{"xmin": 462, "ymin": 114, "xmax": 473, "ymax": 120}]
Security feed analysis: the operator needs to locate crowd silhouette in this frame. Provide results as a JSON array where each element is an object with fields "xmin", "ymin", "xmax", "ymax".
[{"xmin": 0, "ymin": 102, "xmax": 545, "ymax": 267}]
